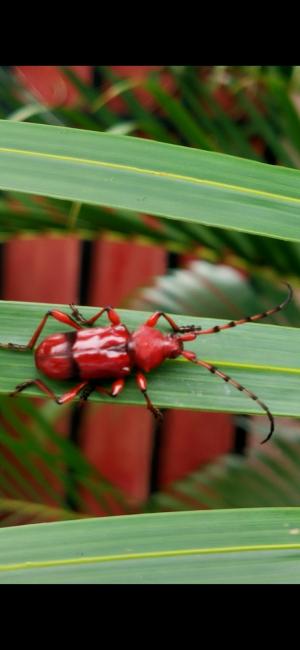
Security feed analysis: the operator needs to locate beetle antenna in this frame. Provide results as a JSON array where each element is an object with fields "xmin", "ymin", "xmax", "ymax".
[
  {"xmin": 194, "ymin": 283, "xmax": 293, "ymax": 337},
  {"xmin": 174, "ymin": 283, "xmax": 292, "ymax": 341},
  {"xmin": 182, "ymin": 350, "xmax": 274, "ymax": 444}
]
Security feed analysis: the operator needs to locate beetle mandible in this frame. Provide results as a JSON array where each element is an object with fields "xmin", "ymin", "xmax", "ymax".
[{"xmin": 0, "ymin": 283, "xmax": 292, "ymax": 444}]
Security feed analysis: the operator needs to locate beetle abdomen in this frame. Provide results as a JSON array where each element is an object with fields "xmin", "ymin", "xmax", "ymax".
[
  {"xmin": 35, "ymin": 325, "xmax": 132, "ymax": 382},
  {"xmin": 35, "ymin": 333, "xmax": 75, "ymax": 380}
]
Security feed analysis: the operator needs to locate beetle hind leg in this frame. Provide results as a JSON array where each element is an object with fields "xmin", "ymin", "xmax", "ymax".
[
  {"xmin": 10, "ymin": 379, "xmax": 91, "ymax": 405},
  {"xmin": 10, "ymin": 379, "xmax": 59, "ymax": 400},
  {"xmin": 1, "ymin": 309, "xmax": 81, "ymax": 354}
]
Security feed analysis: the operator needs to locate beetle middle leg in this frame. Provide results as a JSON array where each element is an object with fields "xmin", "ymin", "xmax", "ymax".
[
  {"xmin": 95, "ymin": 378, "xmax": 125, "ymax": 399},
  {"xmin": 136, "ymin": 372, "xmax": 163, "ymax": 420},
  {"xmin": 69, "ymin": 305, "xmax": 121, "ymax": 327}
]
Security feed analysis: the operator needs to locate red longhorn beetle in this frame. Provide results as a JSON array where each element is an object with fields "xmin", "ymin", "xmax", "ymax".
[{"xmin": 0, "ymin": 283, "xmax": 292, "ymax": 444}]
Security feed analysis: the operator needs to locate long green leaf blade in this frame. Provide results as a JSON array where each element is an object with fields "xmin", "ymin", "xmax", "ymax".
[
  {"xmin": 0, "ymin": 508, "xmax": 300, "ymax": 583},
  {"xmin": 1, "ymin": 121, "xmax": 300, "ymax": 241}
]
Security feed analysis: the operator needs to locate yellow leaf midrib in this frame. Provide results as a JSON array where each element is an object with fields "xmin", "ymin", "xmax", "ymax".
[
  {"xmin": 1, "ymin": 542, "xmax": 300, "ymax": 573},
  {"xmin": 0, "ymin": 146, "xmax": 299, "ymax": 206}
]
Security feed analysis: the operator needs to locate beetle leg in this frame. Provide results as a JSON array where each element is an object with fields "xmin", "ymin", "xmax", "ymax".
[
  {"xmin": 144, "ymin": 285, "xmax": 293, "ymax": 339},
  {"xmin": 10, "ymin": 379, "xmax": 89, "ymax": 404},
  {"xmin": 78, "ymin": 383, "xmax": 95, "ymax": 405},
  {"xmin": 68, "ymin": 305, "xmax": 87, "ymax": 323},
  {"xmin": 136, "ymin": 372, "xmax": 163, "ymax": 421},
  {"xmin": 10, "ymin": 379, "xmax": 58, "ymax": 400},
  {"xmin": 69, "ymin": 304, "xmax": 121, "ymax": 327},
  {"xmin": 96, "ymin": 378, "xmax": 125, "ymax": 399},
  {"xmin": 0, "ymin": 310, "xmax": 82, "ymax": 352},
  {"xmin": 181, "ymin": 350, "xmax": 274, "ymax": 444},
  {"xmin": 144, "ymin": 311, "xmax": 201, "ymax": 334}
]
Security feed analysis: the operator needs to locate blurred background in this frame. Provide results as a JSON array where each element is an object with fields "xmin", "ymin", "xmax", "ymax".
[{"xmin": 1, "ymin": 65, "xmax": 300, "ymax": 527}]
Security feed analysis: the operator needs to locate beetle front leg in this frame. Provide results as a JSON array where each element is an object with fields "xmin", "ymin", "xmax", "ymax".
[
  {"xmin": 136, "ymin": 372, "xmax": 163, "ymax": 420},
  {"xmin": 0, "ymin": 310, "xmax": 81, "ymax": 352},
  {"xmin": 144, "ymin": 311, "xmax": 201, "ymax": 334}
]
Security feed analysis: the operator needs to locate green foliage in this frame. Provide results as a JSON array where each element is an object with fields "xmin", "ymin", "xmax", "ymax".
[
  {"xmin": 2, "ymin": 120, "xmax": 300, "ymax": 242},
  {"xmin": 0, "ymin": 508, "xmax": 300, "ymax": 583},
  {"xmin": 1, "ymin": 67, "xmax": 300, "ymax": 581}
]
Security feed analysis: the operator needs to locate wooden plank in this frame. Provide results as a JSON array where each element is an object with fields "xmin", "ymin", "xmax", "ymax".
[
  {"xmin": 157, "ymin": 411, "xmax": 234, "ymax": 489},
  {"xmin": 3, "ymin": 237, "xmax": 80, "ymax": 303}
]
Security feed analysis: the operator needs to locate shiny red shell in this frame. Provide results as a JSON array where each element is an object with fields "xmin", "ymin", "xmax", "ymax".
[
  {"xmin": 36, "ymin": 324, "xmax": 131, "ymax": 380},
  {"xmin": 35, "ymin": 323, "xmax": 181, "ymax": 381}
]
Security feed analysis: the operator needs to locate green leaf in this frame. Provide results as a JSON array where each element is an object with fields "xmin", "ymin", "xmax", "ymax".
[
  {"xmin": 0, "ymin": 197, "xmax": 179, "ymax": 247},
  {"xmin": 0, "ymin": 498, "xmax": 84, "ymax": 527},
  {"xmin": 99, "ymin": 66, "xmax": 176, "ymax": 143},
  {"xmin": 0, "ymin": 301, "xmax": 299, "ymax": 424},
  {"xmin": 0, "ymin": 508, "xmax": 300, "ymax": 583},
  {"xmin": 145, "ymin": 77, "xmax": 214, "ymax": 149},
  {"xmin": 234, "ymin": 89, "xmax": 295, "ymax": 167},
  {"xmin": 2, "ymin": 196, "xmax": 300, "ymax": 281},
  {"xmin": 176, "ymin": 73, "xmax": 261, "ymax": 160},
  {"xmin": 2, "ymin": 121, "xmax": 300, "ymax": 241}
]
